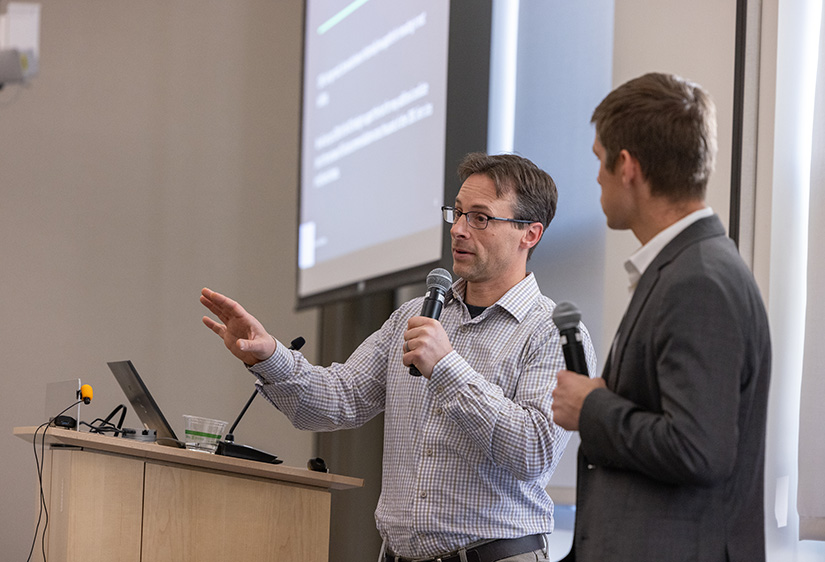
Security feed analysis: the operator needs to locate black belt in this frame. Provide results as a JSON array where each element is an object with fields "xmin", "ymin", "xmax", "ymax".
[{"xmin": 385, "ymin": 534, "xmax": 545, "ymax": 562}]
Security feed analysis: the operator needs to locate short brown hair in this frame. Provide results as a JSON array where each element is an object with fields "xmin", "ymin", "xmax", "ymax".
[
  {"xmin": 591, "ymin": 72, "xmax": 717, "ymax": 201},
  {"xmin": 457, "ymin": 152, "xmax": 558, "ymax": 259}
]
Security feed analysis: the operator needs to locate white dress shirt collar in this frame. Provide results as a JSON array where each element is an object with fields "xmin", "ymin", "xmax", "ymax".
[{"xmin": 625, "ymin": 207, "xmax": 714, "ymax": 293}]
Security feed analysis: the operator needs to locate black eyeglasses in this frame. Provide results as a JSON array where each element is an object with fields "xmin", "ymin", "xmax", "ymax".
[{"xmin": 441, "ymin": 206, "xmax": 538, "ymax": 230}]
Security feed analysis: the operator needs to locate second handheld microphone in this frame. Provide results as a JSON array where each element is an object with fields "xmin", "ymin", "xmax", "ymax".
[{"xmin": 551, "ymin": 301, "xmax": 589, "ymax": 376}]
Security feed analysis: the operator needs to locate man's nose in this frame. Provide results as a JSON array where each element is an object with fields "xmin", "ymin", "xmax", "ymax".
[{"xmin": 450, "ymin": 216, "xmax": 470, "ymax": 237}]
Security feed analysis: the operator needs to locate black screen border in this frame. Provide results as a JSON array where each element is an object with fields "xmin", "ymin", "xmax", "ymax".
[{"xmin": 296, "ymin": 0, "xmax": 492, "ymax": 309}]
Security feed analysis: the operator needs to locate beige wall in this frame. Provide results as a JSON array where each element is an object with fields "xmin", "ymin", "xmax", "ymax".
[
  {"xmin": 602, "ymin": 0, "xmax": 739, "ymax": 348},
  {"xmin": 0, "ymin": 2, "xmax": 316, "ymax": 558},
  {"xmin": 2, "ymin": 1, "xmax": 803, "ymax": 560}
]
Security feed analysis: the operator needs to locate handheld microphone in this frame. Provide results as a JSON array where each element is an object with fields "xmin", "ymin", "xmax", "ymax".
[
  {"xmin": 552, "ymin": 302, "xmax": 589, "ymax": 376},
  {"xmin": 410, "ymin": 268, "xmax": 453, "ymax": 376},
  {"xmin": 79, "ymin": 384, "xmax": 93, "ymax": 404},
  {"xmin": 215, "ymin": 336, "xmax": 305, "ymax": 463}
]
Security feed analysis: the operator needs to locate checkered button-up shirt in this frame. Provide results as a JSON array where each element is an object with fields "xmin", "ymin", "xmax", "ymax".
[{"xmin": 251, "ymin": 273, "xmax": 597, "ymax": 559}]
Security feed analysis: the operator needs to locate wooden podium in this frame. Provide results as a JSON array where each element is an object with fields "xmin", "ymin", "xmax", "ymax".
[{"xmin": 14, "ymin": 427, "xmax": 363, "ymax": 562}]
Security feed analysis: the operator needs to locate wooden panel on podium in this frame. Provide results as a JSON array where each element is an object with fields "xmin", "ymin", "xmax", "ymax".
[
  {"xmin": 41, "ymin": 450, "xmax": 144, "ymax": 562},
  {"xmin": 15, "ymin": 427, "xmax": 362, "ymax": 562},
  {"xmin": 142, "ymin": 462, "xmax": 330, "ymax": 561}
]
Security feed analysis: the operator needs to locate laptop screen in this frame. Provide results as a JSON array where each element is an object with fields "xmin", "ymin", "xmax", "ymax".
[{"xmin": 107, "ymin": 360, "xmax": 181, "ymax": 447}]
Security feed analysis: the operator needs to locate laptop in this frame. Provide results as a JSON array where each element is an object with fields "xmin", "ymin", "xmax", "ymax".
[{"xmin": 107, "ymin": 360, "xmax": 183, "ymax": 448}]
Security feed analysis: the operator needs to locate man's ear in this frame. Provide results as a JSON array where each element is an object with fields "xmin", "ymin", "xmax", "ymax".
[
  {"xmin": 521, "ymin": 222, "xmax": 544, "ymax": 250},
  {"xmin": 618, "ymin": 149, "xmax": 654, "ymax": 203},
  {"xmin": 618, "ymin": 149, "xmax": 643, "ymax": 187}
]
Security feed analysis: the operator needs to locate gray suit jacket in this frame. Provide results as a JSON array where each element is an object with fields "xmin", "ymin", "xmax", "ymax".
[{"xmin": 569, "ymin": 215, "xmax": 771, "ymax": 561}]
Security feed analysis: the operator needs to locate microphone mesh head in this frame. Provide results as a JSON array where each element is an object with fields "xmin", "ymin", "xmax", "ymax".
[
  {"xmin": 80, "ymin": 384, "xmax": 93, "ymax": 404},
  {"xmin": 426, "ymin": 268, "xmax": 453, "ymax": 292},
  {"xmin": 552, "ymin": 301, "xmax": 582, "ymax": 330}
]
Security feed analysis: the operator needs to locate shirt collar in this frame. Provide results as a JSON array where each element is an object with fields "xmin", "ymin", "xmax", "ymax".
[
  {"xmin": 449, "ymin": 272, "xmax": 540, "ymax": 322},
  {"xmin": 625, "ymin": 207, "xmax": 714, "ymax": 293}
]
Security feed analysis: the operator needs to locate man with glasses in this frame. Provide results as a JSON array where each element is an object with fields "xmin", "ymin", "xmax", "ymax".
[{"xmin": 201, "ymin": 152, "xmax": 596, "ymax": 562}]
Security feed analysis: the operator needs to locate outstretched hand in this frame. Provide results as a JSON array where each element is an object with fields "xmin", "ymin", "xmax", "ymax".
[{"xmin": 200, "ymin": 288, "xmax": 276, "ymax": 365}]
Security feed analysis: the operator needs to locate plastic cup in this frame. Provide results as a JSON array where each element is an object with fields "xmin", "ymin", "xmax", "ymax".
[{"xmin": 182, "ymin": 415, "xmax": 227, "ymax": 453}]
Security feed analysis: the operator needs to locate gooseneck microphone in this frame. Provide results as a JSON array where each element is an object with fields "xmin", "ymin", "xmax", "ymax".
[
  {"xmin": 54, "ymin": 384, "xmax": 96, "ymax": 428},
  {"xmin": 409, "ymin": 268, "xmax": 453, "ymax": 377},
  {"xmin": 552, "ymin": 301, "xmax": 589, "ymax": 376},
  {"xmin": 225, "ymin": 336, "xmax": 305, "ymax": 442},
  {"xmin": 215, "ymin": 336, "xmax": 305, "ymax": 463}
]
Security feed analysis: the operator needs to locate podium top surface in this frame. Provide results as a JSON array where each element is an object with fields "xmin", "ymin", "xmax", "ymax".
[{"xmin": 14, "ymin": 426, "xmax": 363, "ymax": 491}]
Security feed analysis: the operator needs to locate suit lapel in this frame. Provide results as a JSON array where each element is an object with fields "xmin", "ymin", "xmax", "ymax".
[{"xmin": 603, "ymin": 215, "xmax": 727, "ymax": 390}]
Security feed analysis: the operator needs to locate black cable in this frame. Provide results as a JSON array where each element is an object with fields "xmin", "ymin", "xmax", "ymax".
[
  {"xmin": 39, "ymin": 421, "xmax": 49, "ymax": 562},
  {"xmin": 26, "ymin": 420, "xmax": 49, "ymax": 562},
  {"xmin": 82, "ymin": 417, "xmax": 185, "ymax": 447},
  {"xmin": 81, "ymin": 419, "xmax": 124, "ymax": 435},
  {"xmin": 26, "ymin": 399, "xmax": 84, "ymax": 562},
  {"xmin": 82, "ymin": 404, "xmax": 129, "ymax": 436},
  {"xmin": 101, "ymin": 404, "xmax": 127, "ymax": 431}
]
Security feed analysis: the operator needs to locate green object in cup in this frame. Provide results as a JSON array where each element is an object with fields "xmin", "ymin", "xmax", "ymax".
[{"xmin": 182, "ymin": 414, "xmax": 227, "ymax": 453}]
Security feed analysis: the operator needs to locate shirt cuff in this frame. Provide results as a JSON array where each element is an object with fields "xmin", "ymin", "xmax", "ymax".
[
  {"xmin": 247, "ymin": 339, "xmax": 295, "ymax": 383},
  {"xmin": 428, "ymin": 350, "xmax": 475, "ymax": 397}
]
